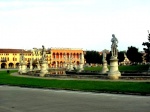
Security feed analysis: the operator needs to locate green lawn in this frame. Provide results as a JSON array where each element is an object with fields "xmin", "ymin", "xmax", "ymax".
[
  {"xmin": 0, "ymin": 70, "xmax": 150, "ymax": 95},
  {"xmin": 84, "ymin": 65, "xmax": 149, "ymax": 72}
]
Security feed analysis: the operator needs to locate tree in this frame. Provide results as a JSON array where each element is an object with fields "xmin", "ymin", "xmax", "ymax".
[
  {"xmin": 142, "ymin": 31, "xmax": 150, "ymax": 62},
  {"xmin": 126, "ymin": 46, "xmax": 142, "ymax": 63},
  {"xmin": 106, "ymin": 51, "xmax": 111, "ymax": 64},
  {"xmin": 106, "ymin": 51, "xmax": 125, "ymax": 64},
  {"xmin": 118, "ymin": 51, "xmax": 125, "ymax": 62},
  {"xmin": 84, "ymin": 51, "xmax": 102, "ymax": 64}
]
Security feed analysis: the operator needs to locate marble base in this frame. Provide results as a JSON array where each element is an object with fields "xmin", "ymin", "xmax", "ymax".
[
  {"xmin": 101, "ymin": 61, "xmax": 109, "ymax": 73},
  {"xmin": 69, "ymin": 64, "xmax": 74, "ymax": 71},
  {"xmin": 18, "ymin": 65, "xmax": 22, "ymax": 73},
  {"xmin": 78, "ymin": 63, "xmax": 84, "ymax": 72},
  {"xmin": 40, "ymin": 61, "xmax": 48, "ymax": 77},
  {"xmin": 30, "ymin": 66, "xmax": 33, "ymax": 71},
  {"xmin": 20, "ymin": 64, "xmax": 27, "ymax": 74},
  {"xmin": 108, "ymin": 56, "xmax": 121, "ymax": 80}
]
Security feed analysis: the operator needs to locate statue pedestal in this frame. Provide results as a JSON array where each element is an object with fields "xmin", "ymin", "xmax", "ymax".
[
  {"xmin": 18, "ymin": 65, "xmax": 22, "ymax": 73},
  {"xmin": 21, "ymin": 63, "xmax": 27, "ymax": 74},
  {"xmin": 40, "ymin": 61, "xmax": 48, "ymax": 77},
  {"xmin": 37, "ymin": 64, "xmax": 41, "ymax": 70},
  {"xmin": 108, "ymin": 56, "xmax": 121, "ymax": 80},
  {"xmin": 69, "ymin": 63, "xmax": 74, "ymax": 71},
  {"xmin": 73, "ymin": 64, "xmax": 77, "ymax": 70},
  {"xmin": 101, "ymin": 60, "xmax": 109, "ymax": 73},
  {"xmin": 63, "ymin": 63, "xmax": 67, "ymax": 69},
  {"xmin": 30, "ymin": 65, "xmax": 33, "ymax": 71},
  {"xmin": 78, "ymin": 63, "xmax": 84, "ymax": 72}
]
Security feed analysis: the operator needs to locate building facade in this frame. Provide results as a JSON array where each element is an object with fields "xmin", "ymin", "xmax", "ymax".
[
  {"xmin": 0, "ymin": 49, "xmax": 32, "ymax": 69},
  {"xmin": 0, "ymin": 47, "xmax": 84, "ymax": 69},
  {"xmin": 50, "ymin": 48, "xmax": 84, "ymax": 68}
]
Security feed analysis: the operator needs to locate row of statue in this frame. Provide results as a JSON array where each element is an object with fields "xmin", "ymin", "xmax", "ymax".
[{"xmin": 19, "ymin": 34, "xmax": 120, "ymax": 79}]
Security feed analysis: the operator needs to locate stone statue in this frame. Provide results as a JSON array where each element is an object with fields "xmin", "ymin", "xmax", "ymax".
[
  {"xmin": 20, "ymin": 50, "xmax": 25, "ymax": 64},
  {"xmin": 102, "ymin": 50, "xmax": 107, "ymax": 62},
  {"xmin": 124, "ymin": 53, "xmax": 127, "ymax": 58},
  {"xmin": 111, "ymin": 34, "xmax": 118, "ymax": 57},
  {"xmin": 30, "ymin": 58, "xmax": 33, "ymax": 66},
  {"xmin": 41, "ymin": 45, "xmax": 46, "ymax": 61}
]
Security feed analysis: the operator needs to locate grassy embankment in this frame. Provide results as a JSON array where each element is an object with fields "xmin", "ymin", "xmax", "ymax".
[
  {"xmin": 0, "ymin": 68, "xmax": 150, "ymax": 95},
  {"xmin": 84, "ymin": 65, "xmax": 149, "ymax": 72}
]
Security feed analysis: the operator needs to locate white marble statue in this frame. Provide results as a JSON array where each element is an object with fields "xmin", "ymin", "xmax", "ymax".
[
  {"xmin": 30, "ymin": 58, "xmax": 33, "ymax": 71},
  {"xmin": 102, "ymin": 50, "xmax": 107, "ymax": 62},
  {"xmin": 111, "ymin": 34, "xmax": 118, "ymax": 57},
  {"xmin": 20, "ymin": 50, "xmax": 25, "ymax": 64},
  {"xmin": 108, "ymin": 34, "xmax": 121, "ymax": 79},
  {"xmin": 41, "ymin": 45, "xmax": 46, "ymax": 61},
  {"xmin": 101, "ymin": 49, "xmax": 108, "ymax": 73}
]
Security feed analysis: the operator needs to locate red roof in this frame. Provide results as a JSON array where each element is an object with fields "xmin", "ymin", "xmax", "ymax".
[{"xmin": 0, "ymin": 49, "xmax": 31, "ymax": 53}]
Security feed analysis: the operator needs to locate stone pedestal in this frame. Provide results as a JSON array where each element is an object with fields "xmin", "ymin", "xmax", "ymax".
[
  {"xmin": 69, "ymin": 63, "xmax": 74, "ymax": 71},
  {"xmin": 30, "ymin": 65, "xmax": 33, "ymax": 71},
  {"xmin": 37, "ymin": 64, "xmax": 41, "ymax": 70},
  {"xmin": 108, "ymin": 57, "xmax": 121, "ymax": 80},
  {"xmin": 78, "ymin": 63, "xmax": 84, "ymax": 72},
  {"xmin": 18, "ymin": 65, "xmax": 22, "ymax": 73},
  {"xmin": 63, "ymin": 63, "xmax": 67, "ymax": 69},
  {"xmin": 66, "ymin": 64, "xmax": 70, "ymax": 71},
  {"xmin": 40, "ymin": 61, "xmax": 48, "ymax": 77},
  {"xmin": 101, "ymin": 60, "xmax": 109, "ymax": 73},
  {"xmin": 73, "ymin": 64, "xmax": 77, "ymax": 70},
  {"xmin": 21, "ymin": 64, "xmax": 27, "ymax": 74}
]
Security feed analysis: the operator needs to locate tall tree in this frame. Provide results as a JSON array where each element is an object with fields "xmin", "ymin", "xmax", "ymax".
[
  {"xmin": 142, "ymin": 31, "xmax": 150, "ymax": 62},
  {"xmin": 106, "ymin": 51, "xmax": 111, "ymax": 64},
  {"xmin": 118, "ymin": 51, "xmax": 125, "ymax": 62},
  {"xmin": 126, "ymin": 46, "xmax": 142, "ymax": 63},
  {"xmin": 106, "ymin": 51, "xmax": 125, "ymax": 64},
  {"xmin": 84, "ymin": 51, "xmax": 102, "ymax": 64}
]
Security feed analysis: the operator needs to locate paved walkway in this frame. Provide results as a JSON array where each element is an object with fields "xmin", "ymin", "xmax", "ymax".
[{"xmin": 0, "ymin": 86, "xmax": 150, "ymax": 112}]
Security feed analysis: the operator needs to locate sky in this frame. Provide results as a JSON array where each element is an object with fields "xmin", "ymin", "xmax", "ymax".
[{"xmin": 0, "ymin": 0, "xmax": 150, "ymax": 52}]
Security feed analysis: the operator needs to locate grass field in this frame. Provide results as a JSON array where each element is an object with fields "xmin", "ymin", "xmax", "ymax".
[
  {"xmin": 84, "ymin": 65, "xmax": 149, "ymax": 72},
  {"xmin": 0, "ymin": 70, "xmax": 150, "ymax": 95}
]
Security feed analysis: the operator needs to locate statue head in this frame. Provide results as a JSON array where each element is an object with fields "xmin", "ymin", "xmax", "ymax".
[{"xmin": 112, "ymin": 34, "xmax": 115, "ymax": 38}]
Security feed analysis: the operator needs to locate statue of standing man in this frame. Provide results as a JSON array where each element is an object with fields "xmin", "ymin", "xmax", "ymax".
[
  {"xmin": 41, "ymin": 45, "xmax": 46, "ymax": 61},
  {"xmin": 111, "ymin": 34, "xmax": 118, "ymax": 57},
  {"xmin": 102, "ymin": 49, "xmax": 107, "ymax": 62}
]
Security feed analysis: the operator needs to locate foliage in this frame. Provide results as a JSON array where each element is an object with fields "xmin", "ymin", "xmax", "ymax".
[
  {"xmin": 126, "ymin": 46, "xmax": 142, "ymax": 63},
  {"xmin": 106, "ymin": 51, "xmax": 111, "ymax": 64},
  {"xmin": 142, "ymin": 32, "xmax": 150, "ymax": 62},
  {"xmin": 118, "ymin": 51, "xmax": 125, "ymax": 62},
  {"xmin": 106, "ymin": 51, "xmax": 125, "ymax": 64},
  {"xmin": 84, "ymin": 50, "xmax": 102, "ymax": 64}
]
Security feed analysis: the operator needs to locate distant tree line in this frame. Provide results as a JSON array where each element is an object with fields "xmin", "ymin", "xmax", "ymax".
[
  {"xmin": 84, "ymin": 51, "xmax": 102, "ymax": 65},
  {"xmin": 142, "ymin": 31, "xmax": 150, "ymax": 62},
  {"xmin": 85, "ymin": 31, "xmax": 150, "ymax": 64},
  {"xmin": 84, "ymin": 46, "xmax": 143, "ymax": 65}
]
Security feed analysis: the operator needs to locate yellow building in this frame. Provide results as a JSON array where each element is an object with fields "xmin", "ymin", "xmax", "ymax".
[
  {"xmin": 0, "ymin": 47, "xmax": 84, "ymax": 69},
  {"xmin": 0, "ymin": 49, "xmax": 32, "ymax": 69}
]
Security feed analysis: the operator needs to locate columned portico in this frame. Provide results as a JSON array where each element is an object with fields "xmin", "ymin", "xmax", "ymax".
[{"xmin": 50, "ymin": 48, "xmax": 84, "ymax": 69}]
